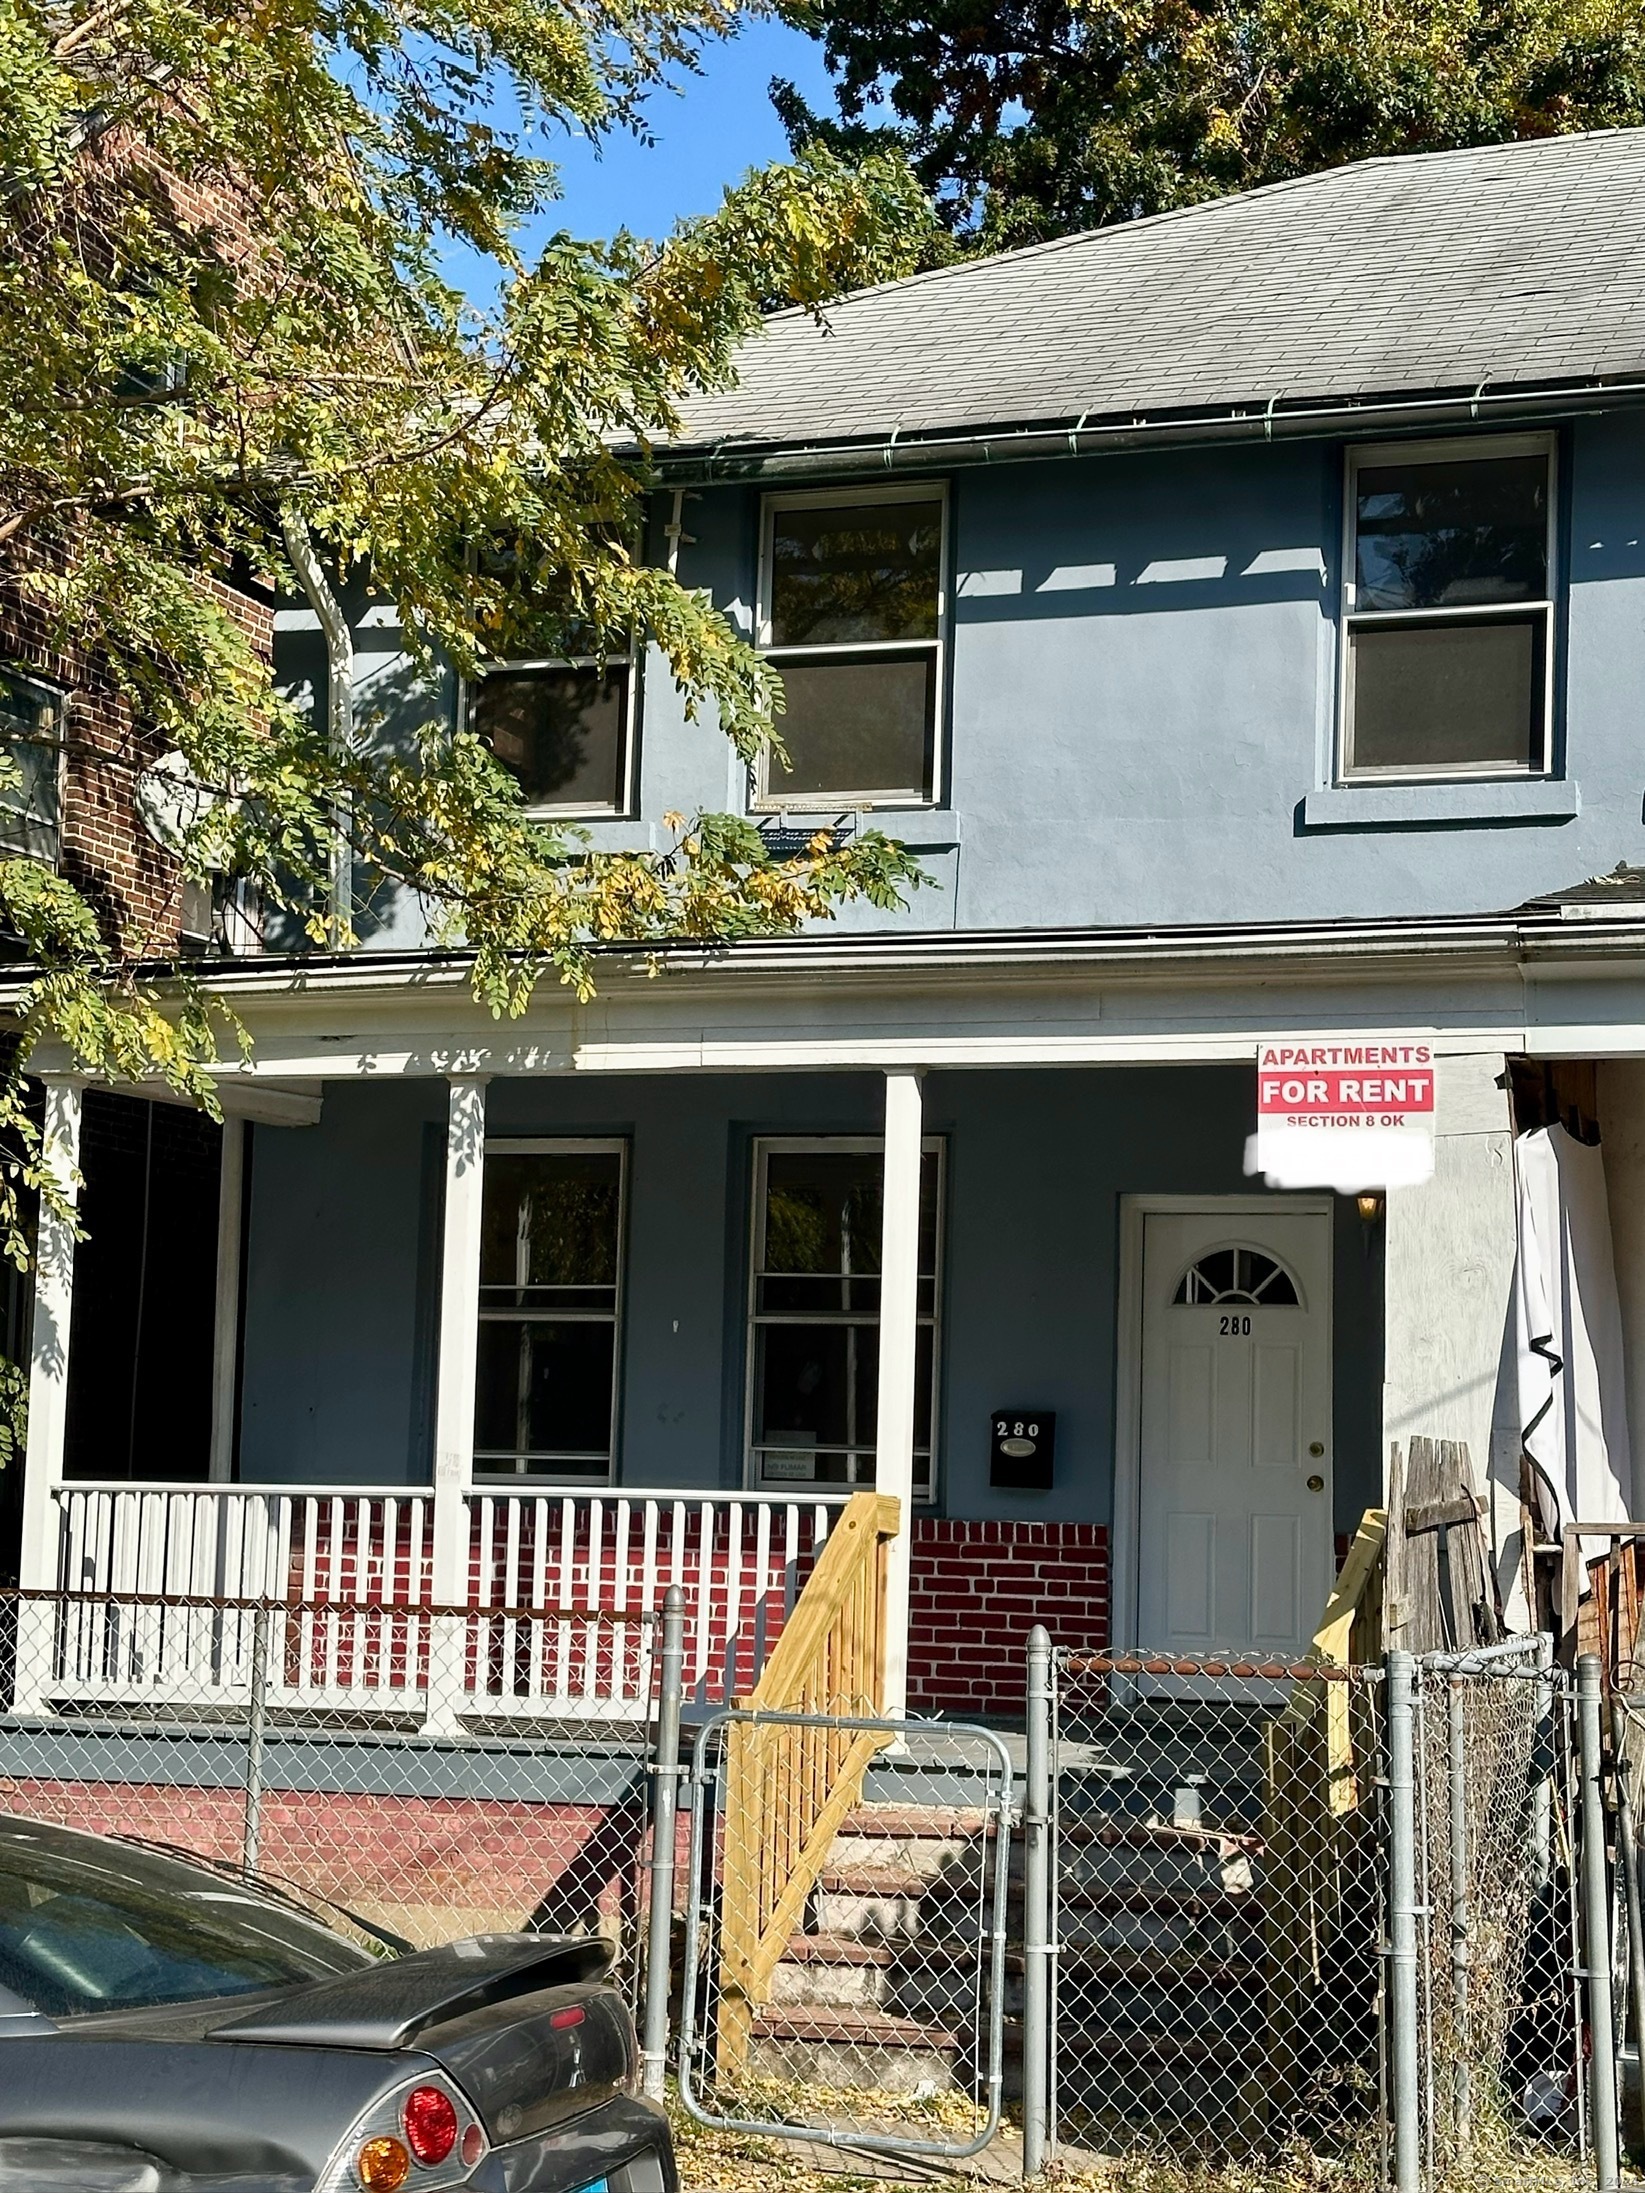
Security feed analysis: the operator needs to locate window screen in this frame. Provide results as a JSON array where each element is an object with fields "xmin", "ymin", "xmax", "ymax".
[
  {"xmin": 748, "ymin": 1141, "xmax": 941, "ymax": 1495},
  {"xmin": 1344, "ymin": 442, "xmax": 1552, "ymax": 779},
  {"xmin": 472, "ymin": 664, "xmax": 630, "ymax": 813},
  {"xmin": 759, "ymin": 495, "xmax": 944, "ymax": 808},
  {"xmin": 473, "ymin": 1145, "xmax": 624, "ymax": 1480}
]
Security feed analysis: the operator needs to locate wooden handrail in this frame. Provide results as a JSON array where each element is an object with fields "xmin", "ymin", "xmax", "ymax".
[{"xmin": 715, "ymin": 1489, "xmax": 900, "ymax": 2076}]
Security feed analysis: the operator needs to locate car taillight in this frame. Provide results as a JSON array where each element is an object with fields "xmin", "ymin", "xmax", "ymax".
[
  {"xmin": 402, "ymin": 2086, "xmax": 459, "ymax": 2166},
  {"xmin": 355, "ymin": 2136, "xmax": 410, "ymax": 2191}
]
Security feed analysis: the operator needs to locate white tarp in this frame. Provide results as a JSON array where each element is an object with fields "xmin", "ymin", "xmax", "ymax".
[{"xmin": 1514, "ymin": 1124, "xmax": 1633, "ymax": 1582}]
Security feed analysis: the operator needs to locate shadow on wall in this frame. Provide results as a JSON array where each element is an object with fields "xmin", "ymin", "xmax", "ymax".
[{"xmin": 947, "ymin": 446, "xmax": 1340, "ymax": 629}]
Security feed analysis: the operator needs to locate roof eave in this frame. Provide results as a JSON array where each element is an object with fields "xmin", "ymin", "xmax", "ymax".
[{"xmin": 654, "ymin": 371, "xmax": 1645, "ymax": 483}]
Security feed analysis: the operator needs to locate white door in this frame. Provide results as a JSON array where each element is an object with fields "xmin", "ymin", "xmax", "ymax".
[{"xmin": 1135, "ymin": 1203, "xmax": 1333, "ymax": 1660}]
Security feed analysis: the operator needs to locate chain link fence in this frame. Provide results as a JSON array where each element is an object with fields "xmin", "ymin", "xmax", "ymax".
[
  {"xmin": 1409, "ymin": 1645, "xmax": 1585, "ymax": 2189},
  {"xmin": 3, "ymin": 1585, "xmax": 1635, "ymax": 2191},
  {"xmin": 1046, "ymin": 1650, "xmax": 1388, "ymax": 2171},
  {"xmin": 1040, "ymin": 1642, "xmax": 1613, "ymax": 2193},
  {"xmin": 677, "ymin": 1709, "xmax": 1014, "ymax": 2162},
  {"xmin": 0, "ymin": 1590, "xmax": 658, "ymax": 1988}
]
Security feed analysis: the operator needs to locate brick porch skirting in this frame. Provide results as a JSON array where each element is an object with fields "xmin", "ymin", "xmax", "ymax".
[{"xmin": 906, "ymin": 1519, "xmax": 1109, "ymax": 1719}]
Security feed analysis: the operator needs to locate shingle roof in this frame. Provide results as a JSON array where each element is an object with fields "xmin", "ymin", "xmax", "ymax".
[{"xmin": 671, "ymin": 130, "xmax": 1645, "ymax": 453}]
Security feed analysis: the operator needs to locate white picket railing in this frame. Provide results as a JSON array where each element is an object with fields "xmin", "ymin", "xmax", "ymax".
[{"xmin": 42, "ymin": 1483, "xmax": 846, "ymax": 1719}]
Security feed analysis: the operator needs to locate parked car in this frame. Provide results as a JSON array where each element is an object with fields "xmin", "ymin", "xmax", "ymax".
[{"xmin": 0, "ymin": 1812, "xmax": 675, "ymax": 2192}]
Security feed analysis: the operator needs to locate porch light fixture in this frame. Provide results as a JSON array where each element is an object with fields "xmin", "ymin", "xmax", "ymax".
[{"xmin": 1356, "ymin": 1191, "xmax": 1384, "ymax": 1223}]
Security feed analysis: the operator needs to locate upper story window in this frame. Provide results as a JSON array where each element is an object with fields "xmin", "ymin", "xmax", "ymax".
[
  {"xmin": 472, "ymin": 1140, "xmax": 626, "ymax": 1482},
  {"xmin": 755, "ymin": 486, "xmax": 947, "ymax": 811},
  {"xmin": 0, "ymin": 669, "xmax": 63, "ymax": 862},
  {"xmin": 1341, "ymin": 435, "xmax": 1554, "ymax": 780},
  {"xmin": 746, "ymin": 1136, "xmax": 943, "ymax": 1497},
  {"xmin": 470, "ymin": 658, "xmax": 634, "ymax": 818}
]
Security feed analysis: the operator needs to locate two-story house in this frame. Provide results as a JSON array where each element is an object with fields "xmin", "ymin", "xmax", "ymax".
[{"xmin": 18, "ymin": 125, "xmax": 1645, "ymax": 1723}]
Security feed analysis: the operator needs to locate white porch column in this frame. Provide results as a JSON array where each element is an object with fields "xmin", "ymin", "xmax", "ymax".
[
  {"xmin": 427, "ymin": 1074, "xmax": 488, "ymax": 1730},
  {"xmin": 874, "ymin": 1068, "xmax": 924, "ymax": 1720},
  {"xmin": 15, "ymin": 1074, "xmax": 85, "ymax": 1710}
]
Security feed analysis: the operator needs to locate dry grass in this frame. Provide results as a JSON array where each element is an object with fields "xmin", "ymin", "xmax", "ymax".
[{"xmin": 668, "ymin": 2093, "xmax": 1636, "ymax": 2193}]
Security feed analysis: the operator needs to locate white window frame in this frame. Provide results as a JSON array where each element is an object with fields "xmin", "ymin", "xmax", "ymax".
[
  {"xmin": 464, "ymin": 654, "xmax": 638, "ymax": 820},
  {"xmin": 472, "ymin": 1135, "xmax": 627, "ymax": 1484},
  {"xmin": 1338, "ymin": 431, "xmax": 1557, "ymax": 783},
  {"xmin": 743, "ymin": 1132, "xmax": 945, "ymax": 1499},
  {"xmin": 753, "ymin": 480, "xmax": 949, "ymax": 813},
  {"xmin": 0, "ymin": 666, "xmax": 65, "ymax": 865}
]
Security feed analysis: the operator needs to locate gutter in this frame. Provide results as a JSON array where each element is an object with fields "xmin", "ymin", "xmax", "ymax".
[{"xmin": 653, "ymin": 375, "xmax": 1645, "ymax": 484}]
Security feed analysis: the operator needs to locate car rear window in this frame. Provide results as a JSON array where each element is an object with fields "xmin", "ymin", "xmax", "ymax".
[{"xmin": 0, "ymin": 1828, "xmax": 371, "ymax": 2016}]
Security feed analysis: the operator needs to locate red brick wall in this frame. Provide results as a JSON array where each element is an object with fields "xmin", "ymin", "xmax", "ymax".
[
  {"xmin": 906, "ymin": 1519, "xmax": 1109, "ymax": 1718},
  {"xmin": 0, "ymin": 1776, "xmax": 653, "ymax": 1947},
  {"xmin": 2, "ymin": 140, "xmax": 274, "ymax": 960}
]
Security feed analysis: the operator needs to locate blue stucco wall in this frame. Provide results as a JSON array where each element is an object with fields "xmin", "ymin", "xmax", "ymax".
[
  {"xmin": 237, "ymin": 1067, "xmax": 1383, "ymax": 1532},
  {"xmin": 294, "ymin": 411, "xmax": 1645, "ymax": 943}
]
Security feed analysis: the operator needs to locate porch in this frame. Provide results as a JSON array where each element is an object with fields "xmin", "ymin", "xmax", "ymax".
[
  {"xmin": 8, "ymin": 1041, "xmax": 1387, "ymax": 1726},
  {"xmin": 15, "ymin": 924, "xmax": 1645, "ymax": 1732}
]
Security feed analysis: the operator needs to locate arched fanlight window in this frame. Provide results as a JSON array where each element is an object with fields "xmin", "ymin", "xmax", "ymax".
[{"xmin": 1173, "ymin": 1246, "xmax": 1300, "ymax": 1307}]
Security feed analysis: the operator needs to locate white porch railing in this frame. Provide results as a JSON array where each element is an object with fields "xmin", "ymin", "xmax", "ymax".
[{"xmin": 40, "ymin": 1484, "xmax": 848, "ymax": 1719}]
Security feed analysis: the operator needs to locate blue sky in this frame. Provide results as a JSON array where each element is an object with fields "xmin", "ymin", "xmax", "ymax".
[{"xmin": 445, "ymin": 17, "xmax": 839, "ymax": 300}]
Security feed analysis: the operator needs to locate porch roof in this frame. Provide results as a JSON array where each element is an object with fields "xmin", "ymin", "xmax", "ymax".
[{"xmin": 14, "ymin": 891, "xmax": 1645, "ymax": 1090}]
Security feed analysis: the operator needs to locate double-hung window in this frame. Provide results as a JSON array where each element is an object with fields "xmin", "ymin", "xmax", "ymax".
[
  {"xmin": 746, "ymin": 1136, "xmax": 942, "ymax": 1496},
  {"xmin": 755, "ymin": 486, "xmax": 947, "ymax": 810},
  {"xmin": 0, "ymin": 669, "xmax": 63, "ymax": 861},
  {"xmin": 1341, "ymin": 436, "xmax": 1555, "ymax": 779},
  {"xmin": 470, "ymin": 658, "xmax": 635, "ymax": 817},
  {"xmin": 473, "ymin": 1140, "xmax": 625, "ymax": 1481}
]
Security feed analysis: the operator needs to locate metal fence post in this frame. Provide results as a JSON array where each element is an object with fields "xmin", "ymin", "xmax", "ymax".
[
  {"xmin": 1023, "ymin": 1626, "xmax": 1053, "ymax": 2179},
  {"xmin": 1578, "ymin": 1653, "xmax": 1622, "ymax": 2192},
  {"xmin": 1386, "ymin": 1648, "xmax": 1422, "ymax": 2193},
  {"xmin": 241, "ymin": 1603, "xmax": 270, "ymax": 1878},
  {"xmin": 641, "ymin": 1586, "xmax": 686, "ymax": 2102},
  {"xmin": 1611, "ymin": 1693, "xmax": 1645, "ymax": 2154},
  {"xmin": 1446, "ymin": 1673, "xmax": 1472, "ymax": 2154}
]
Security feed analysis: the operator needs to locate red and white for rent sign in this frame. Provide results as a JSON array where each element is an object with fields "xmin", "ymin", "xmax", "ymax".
[
  {"xmin": 1247, "ymin": 1042, "xmax": 1436, "ymax": 1190},
  {"xmin": 1257, "ymin": 1043, "xmax": 1435, "ymax": 1129}
]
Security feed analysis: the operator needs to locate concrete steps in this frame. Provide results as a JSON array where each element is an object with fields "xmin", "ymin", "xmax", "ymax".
[
  {"xmin": 745, "ymin": 1709, "xmax": 1283, "ymax": 2127},
  {"xmin": 747, "ymin": 1802, "xmax": 1002, "ymax": 2091}
]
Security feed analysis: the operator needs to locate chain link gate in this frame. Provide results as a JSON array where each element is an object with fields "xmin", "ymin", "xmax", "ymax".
[{"xmin": 678, "ymin": 1708, "xmax": 1015, "ymax": 2162}]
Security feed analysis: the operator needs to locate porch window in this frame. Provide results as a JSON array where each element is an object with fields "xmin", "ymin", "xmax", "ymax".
[
  {"xmin": 0, "ymin": 668, "xmax": 62, "ymax": 862},
  {"xmin": 747, "ymin": 1136, "xmax": 943, "ymax": 1496},
  {"xmin": 473, "ymin": 1139, "xmax": 625, "ymax": 1481},
  {"xmin": 754, "ymin": 487, "xmax": 946, "ymax": 811},
  {"xmin": 470, "ymin": 659, "xmax": 634, "ymax": 816},
  {"xmin": 1342, "ymin": 436, "xmax": 1554, "ymax": 779}
]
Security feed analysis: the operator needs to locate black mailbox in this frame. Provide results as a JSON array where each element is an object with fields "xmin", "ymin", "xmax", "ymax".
[{"xmin": 989, "ymin": 1410, "xmax": 1055, "ymax": 1490}]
